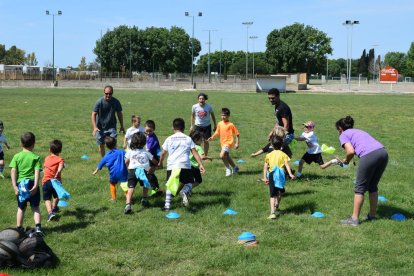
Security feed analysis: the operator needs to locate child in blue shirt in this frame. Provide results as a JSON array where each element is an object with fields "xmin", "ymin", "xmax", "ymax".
[{"xmin": 93, "ymin": 137, "xmax": 128, "ymax": 201}]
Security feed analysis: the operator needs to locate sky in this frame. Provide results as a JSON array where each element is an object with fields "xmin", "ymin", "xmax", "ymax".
[{"xmin": 1, "ymin": 0, "xmax": 413, "ymax": 68}]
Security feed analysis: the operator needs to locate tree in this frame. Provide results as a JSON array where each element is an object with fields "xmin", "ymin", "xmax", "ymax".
[
  {"xmin": 79, "ymin": 56, "xmax": 87, "ymax": 71},
  {"xmin": 265, "ymin": 23, "xmax": 332, "ymax": 77},
  {"xmin": 384, "ymin": 52, "xmax": 406, "ymax": 75},
  {"xmin": 25, "ymin": 52, "xmax": 38, "ymax": 66},
  {"xmin": 358, "ymin": 49, "xmax": 368, "ymax": 77},
  {"xmin": 405, "ymin": 42, "xmax": 414, "ymax": 77},
  {"xmin": 327, "ymin": 58, "xmax": 347, "ymax": 78},
  {"xmin": 0, "ymin": 44, "xmax": 6, "ymax": 63},
  {"xmin": 4, "ymin": 45, "xmax": 26, "ymax": 65}
]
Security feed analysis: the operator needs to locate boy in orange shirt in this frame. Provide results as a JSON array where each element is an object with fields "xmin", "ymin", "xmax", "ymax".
[
  {"xmin": 208, "ymin": 108, "xmax": 240, "ymax": 176},
  {"xmin": 42, "ymin": 140, "xmax": 65, "ymax": 221}
]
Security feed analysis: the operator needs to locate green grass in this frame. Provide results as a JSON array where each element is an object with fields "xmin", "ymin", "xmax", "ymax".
[{"xmin": 0, "ymin": 88, "xmax": 413, "ymax": 275}]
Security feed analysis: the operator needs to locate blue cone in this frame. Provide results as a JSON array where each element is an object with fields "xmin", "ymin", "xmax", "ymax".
[
  {"xmin": 378, "ymin": 196, "xmax": 387, "ymax": 202},
  {"xmin": 81, "ymin": 155, "xmax": 90, "ymax": 160},
  {"xmin": 311, "ymin": 212, "xmax": 325, "ymax": 218},
  {"xmin": 58, "ymin": 200, "xmax": 69, "ymax": 207},
  {"xmin": 391, "ymin": 213, "xmax": 406, "ymax": 221},
  {"xmin": 237, "ymin": 159, "xmax": 246, "ymax": 163},
  {"xmin": 223, "ymin": 208, "xmax": 238, "ymax": 215},
  {"xmin": 238, "ymin": 232, "xmax": 256, "ymax": 241},
  {"xmin": 293, "ymin": 160, "xmax": 300, "ymax": 165},
  {"xmin": 166, "ymin": 211, "xmax": 181, "ymax": 219}
]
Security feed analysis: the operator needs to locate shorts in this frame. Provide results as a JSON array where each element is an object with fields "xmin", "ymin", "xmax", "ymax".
[
  {"xmin": 166, "ymin": 168, "xmax": 194, "ymax": 185},
  {"xmin": 354, "ymin": 148, "xmax": 388, "ymax": 194},
  {"xmin": 268, "ymin": 171, "xmax": 285, "ymax": 197},
  {"xmin": 17, "ymin": 180, "xmax": 40, "ymax": 209},
  {"xmin": 221, "ymin": 146, "xmax": 231, "ymax": 153},
  {"xmin": 301, "ymin": 152, "xmax": 324, "ymax": 165},
  {"xmin": 0, "ymin": 151, "xmax": 4, "ymax": 161},
  {"xmin": 127, "ymin": 169, "xmax": 149, "ymax": 189},
  {"xmin": 195, "ymin": 125, "xmax": 212, "ymax": 140},
  {"xmin": 191, "ymin": 166, "xmax": 202, "ymax": 184},
  {"xmin": 96, "ymin": 128, "xmax": 117, "ymax": 145},
  {"xmin": 42, "ymin": 180, "xmax": 58, "ymax": 201}
]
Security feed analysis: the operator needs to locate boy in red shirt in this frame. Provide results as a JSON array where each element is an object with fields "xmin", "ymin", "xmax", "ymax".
[{"xmin": 42, "ymin": 140, "xmax": 65, "ymax": 221}]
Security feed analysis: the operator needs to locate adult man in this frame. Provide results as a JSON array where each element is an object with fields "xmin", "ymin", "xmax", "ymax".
[
  {"xmin": 267, "ymin": 88, "xmax": 294, "ymax": 157},
  {"xmin": 91, "ymin": 85, "xmax": 125, "ymax": 157}
]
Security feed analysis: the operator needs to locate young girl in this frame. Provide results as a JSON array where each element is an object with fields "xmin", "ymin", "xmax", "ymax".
[
  {"xmin": 123, "ymin": 115, "xmax": 145, "ymax": 149},
  {"xmin": 124, "ymin": 132, "xmax": 158, "ymax": 214},
  {"xmin": 189, "ymin": 130, "xmax": 212, "ymax": 189},
  {"xmin": 251, "ymin": 126, "xmax": 286, "ymax": 158},
  {"xmin": 264, "ymin": 135, "xmax": 295, "ymax": 219}
]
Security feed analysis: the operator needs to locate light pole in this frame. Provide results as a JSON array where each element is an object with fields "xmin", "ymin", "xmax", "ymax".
[
  {"xmin": 343, "ymin": 20, "xmax": 359, "ymax": 91},
  {"xmin": 242, "ymin": 21, "xmax": 253, "ymax": 80},
  {"xmin": 185, "ymin": 11, "xmax": 202, "ymax": 87},
  {"xmin": 46, "ymin": 10, "xmax": 62, "ymax": 85},
  {"xmin": 203, "ymin": 29, "xmax": 217, "ymax": 83},
  {"xmin": 249, "ymin": 36, "xmax": 258, "ymax": 78}
]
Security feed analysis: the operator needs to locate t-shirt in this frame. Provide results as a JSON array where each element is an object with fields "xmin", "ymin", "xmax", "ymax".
[
  {"xmin": 162, "ymin": 132, "xmax": 195, "ymax": 170},
  {"xmin": 125, "ymin": 148, "xmax": 153, "ymax": 170},
  {"xmin": 192, "ymin": 103, "xmax": 214, "ymax": 127},
  {"xmin": 146, "ymin": 133, "xmax": 160, "ymax": 158},
  {"xmin": 274, "ymin": 101, "xmax": 294, "ymax": 134},
  {"xmin": 299, "ymin": 131, "xmax": 322, "ymax": 154},
  {"xmin": 97, "ymin": 148, "xmax": 128, "ymax": 182},
  {"xmin": 339, "ymin": 128, "xmax": 384, "ymax": 158},
  {"xmin": 92, "ymin": 97, "xmax": 123, "ymax": 130},
  {"xmin": 189, "ymin": 145, "xmax": 204, "ymax": 168},
  {"xmin": 0, "ymin": 133, "xmax": 7, "ymax": 152},
  {"xmin": 211, "ymin": 121, "xmax": 239, "ymax": 148},
  {"xmin": 9, "ymin": 151, "xmax": 42, "ymax": 182},
  {"xmin": 42, "ymin": 154, "xmax": 65, "ymax": 183},
  {"xmin": 124, "ymin": 126, "xmax": 145, "ymax": 147},
  {"xmin": 265, "ymin": 150, "xmax": 290, "ymax": 172}
]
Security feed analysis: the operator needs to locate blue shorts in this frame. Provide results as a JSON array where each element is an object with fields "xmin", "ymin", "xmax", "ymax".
[
  {"xmin": 17, "ymin": 180, "xmax": 41, "ymax": 209},
  {"xmin": 96, "ymin": 128, "xmax": 117, "ymax": 145},
  {"xmin": 42, "ymin": 180, "xmax": 58, "ymax": 201}
]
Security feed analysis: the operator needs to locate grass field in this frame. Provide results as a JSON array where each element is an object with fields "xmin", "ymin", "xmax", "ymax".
[{"xmin": 0, "ymin": 88, "xmax": 413, "ymax": 275}]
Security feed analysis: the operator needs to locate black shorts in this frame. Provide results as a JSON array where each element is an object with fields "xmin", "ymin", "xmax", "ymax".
[
  {"xmin": 166, "ymin": 168, "xmax": 194, "ymax": 185},
  {"xmin": 127, "ymin": 169, "xmax": 149, "ymax": 189},
  {"xmin": 301, "ymin": 152, "xmax": 324, "ymax": 165},
  {"xmin": 195, "ymin": 125, "xmax": 212, "ymax": 140},
  {"xmin": 268, "ymin": 171, "xmax": 285, "ymax": 197},
  {"xmin": 17, "ymin": 180, "xmax": 41, "ymax": 209},
  {"xmin": 191, "ymin": 166, "xmax": 202, "ymax": 184},
  {"xmin": 42, "ymin": 180, "xmax": 58, "ymax": 201},
  {"xmin": 0, "ymin": 151, "xmax": 4, "ymax": 161}
]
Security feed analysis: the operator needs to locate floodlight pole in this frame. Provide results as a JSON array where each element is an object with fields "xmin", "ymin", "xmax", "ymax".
[
  {"xmin": 203, "ymin": 29, "xmax": 217, "ymax": 83},
  {"xmin": 249, "ymin": 36, "xmax": 258, "ymax": 79},
  {"xmin": 185, "ymin": 12, "xmax": 202, "ymax": 87},
  {"xmin": 343, "ymin": 20, "xmax": 359, "ymax": 91},
  {"xmin": 46, "ymin": 10, "xmax": 62, "ymax": 85},
  {"xmin": 242, "ymin": 22, "xmax": 253, "ymax": 80}
]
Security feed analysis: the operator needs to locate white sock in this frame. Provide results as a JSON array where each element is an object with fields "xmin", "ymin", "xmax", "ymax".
[{"xmin": 165, "ymin": 190, "xmax": 172, "ymax": 209}]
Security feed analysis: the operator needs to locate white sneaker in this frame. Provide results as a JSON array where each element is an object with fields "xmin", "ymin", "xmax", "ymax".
[
  {"xmin": 330, "ymin": 159, "xmax": 339, "ymax": 165},
  {"xmin": 180, "ymin": 190, "xmax": 189, "ymax": 207},
  {"xmin": 233, "ymin": 166, "xmax": 239, "ymax": 174},
  {"xmin": 225, "ymin": 168, "xmax": 232, "ymax": 176}
]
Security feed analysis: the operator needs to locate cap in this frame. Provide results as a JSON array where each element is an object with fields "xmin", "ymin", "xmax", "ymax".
[{"xmin": 303, "ymin": 121, "xmax": 315, "ymax": 129}]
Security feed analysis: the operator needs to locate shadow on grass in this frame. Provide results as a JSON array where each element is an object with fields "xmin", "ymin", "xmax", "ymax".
[
  {"xmin": 283, "ymin": 189, "xmax": 316, "ymax": 197},
  {"xmin": 47, "ymin": 221, "xmax": 91, "ymax": 233},
  {"xmin": 187, "ymin": 190, "xmax": 234, "ymax": 213},
  {"xmin": 296, "ymin": 173, "xmax": 347, "ymax": 181},
  {"xmin": 282, "ymin": 201, "xmax": 317, "ymax": 215},
  {"xmin": 237, "ymin": 170, "xmax": 263, "ymax": 176},
  {"xmin": 62, "ymin": 206, "xmax": 109, "ymax": 221},
  {"xmin": 378, "ymin": 204, "xmax": 414, "ymax": 219}
]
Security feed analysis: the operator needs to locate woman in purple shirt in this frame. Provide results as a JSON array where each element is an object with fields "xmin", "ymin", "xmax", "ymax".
[{"xmin": 336, "ymin": 116, "xmax": 388, "ymax": 226}]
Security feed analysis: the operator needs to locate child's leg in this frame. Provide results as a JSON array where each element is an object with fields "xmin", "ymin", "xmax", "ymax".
[
  {"xmin": 220, "ymin": 150, "xmax": 230, "ymax": 168},
  {"xmin": 126, "ymin": 188, "xmax": 135, "ymax": 204},
  {"xmin": 270, "ymin": 197, "xmax": 276, "ymax": 214},
  {"xmin": 0, "ymin": 159, "xmax": 4, "ymax": 174},
  {"xmin": 32, "ymin": 206, "xmax": 41, "ymax": 225},
  {"xmin": 109, "ymin": 181, "xmax": 117, "ymax": 200},
  {"xmin": 227, "ymin": 154, "xmax": 236, "ymax": 168},
  {"xmin": 297, "ymin": 159, "xmax": 305, "ymax": 174},
  {"xmin": 52, "ymin": 197, "xmax": 59, "ymax": 210},
  {"xmin": 45, "ymin": 199, "xmax": 53, "ymax": 214},
  {"xmin": 164, "ymin": 190, "xmax": 172, "ymax": 210},
  {"xmin": 16, "ymin": 207, "xmax": 25, "ymax": 227},
  {"xmin": 320, "ymin": 159, "xmax": 337, "ymax": 169}
]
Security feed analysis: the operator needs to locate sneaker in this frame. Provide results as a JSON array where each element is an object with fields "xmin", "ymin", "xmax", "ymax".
[
  {"xmin": 225, "ymin": 168, "xmax": 232, "ymax": 177},
  {"xmin": 365, "ymin": 214, "xmax": 377, "ymax": 221},
  {"xmin": 267, "ymin": 213, "xmax": 277, "ymax": 220},
  {"xmin": 124, "ymin": 204, "xmax": 132, "ymax": 214},
  {"xmin": 341, "ymin": 216, "xmax": 360, "ymax": 226},
  {"xmin": 141, "ymin": 198, "xmax": 150, "ymax": 207},
  {"xmin": 180, "ymin": 190, "xmax": 189, "ymax": 207},
  {"xmin": 47, "ymin": 212, "xmax": 56, "ymax": 222},
  {"xmin": 52, "ymin": 206, "xmax": 60, "ymax": 213},
  {"xmin": 35, "ymin": 226, "xmax": 45, "ymax": 237},
  {"xmin": 233, "ymin": 166, "xmax": 239, "ymax": 174},
  {"xmin": 0, "ymin": 172, "xmax": 4, "ymax": 179}
]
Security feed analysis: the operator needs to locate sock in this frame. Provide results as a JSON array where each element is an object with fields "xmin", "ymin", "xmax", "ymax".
[
  {"xmin": 182, "ymin": 183, "xmax": 193, "ymax": 194},
  {"xmin": 110, "ymin": 182, "xmax": 117, "ymax": 199},
  {"xmin": 165, "ymin": 190, "xmax": 172, "ymax": 209},
  {"xmin": 35, "ymin": 223, "xmax": 41, "ymax": 228}
]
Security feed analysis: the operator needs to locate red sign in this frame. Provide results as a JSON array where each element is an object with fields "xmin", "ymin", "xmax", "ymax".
[{"xmin": 380, "ymin": 66, "xmax": 398, "ymax": 83}]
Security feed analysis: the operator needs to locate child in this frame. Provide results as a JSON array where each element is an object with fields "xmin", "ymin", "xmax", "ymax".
[
  {"xmin": 93, "ymin": 137, "xmax": 128, "ymax": 201},
  {"xmin": 9, "ymin": 132, "xmax": 44, "ymax": 235},
  {"xmin": 123, "ymin": 115, "xmax": 145, "ymax": 149},
  {"xmin": 189, "ymin": 130, "xmax": 212, "ymax": 189},
  {"xmin": 295, "ymin": 121, "xmax": 339, "ymax": 178},
  {"xmin": 124, "ymin": 132, "xmax": 158, "ymax": 214},
  {"xmin": 158, "ymin": 118, "xmax": 205, "ymax": 210},
  {"xmin": 207, "ymin": 108, "xmax": 239, "ymax": 176},
  {"xmin": 42, "ymin": 139, "xmax": 65, "ymax": 222},
  {"xmin": 264, "ymin": 135, "xmax": 295, "ymax": 219},
  {"xmin": 251, "ymin": 126, "xmax": 286, "ymax": 157},
  {"xmin": 0, "ymin": 120, "xmax": 11, "ymax": 179},
  {"xmin": 144, "ymin": 120, "xmax": 161, "ymax": 193}
]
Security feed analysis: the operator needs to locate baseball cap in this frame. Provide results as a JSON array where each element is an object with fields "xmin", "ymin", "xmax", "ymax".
[{"xmin": 303, "ymin": 121, "xmax": 315, "ymax": 129}]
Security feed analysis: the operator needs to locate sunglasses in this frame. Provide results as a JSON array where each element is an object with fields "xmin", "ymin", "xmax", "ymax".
[{"xmin": 104, "ymin": 92, "xmax": 113, "ymax": 95}]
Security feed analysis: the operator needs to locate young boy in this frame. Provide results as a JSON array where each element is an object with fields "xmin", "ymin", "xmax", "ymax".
[
  {"xmin": 207, "ymin": 108, "xmax": 240, "ymax": 176},
  {"xmin": 123, "ymin": 115, "xmax": 145, "ymax": 149},
  {"xmin": 264, "ymin": 135, "xmax": 295, "ymax": 219},
  {"xmin": 0, "ymin": 120, "xmax": 11, "ymax": 179},
  {"xmin": 295, "ymin": 121, "xmax": 339, "ymax": 178},
  {"xmin": 93, "ymin": 137, "xmax": 128, "ymax": 201},
  {"xmin": 42, "ymin": 139, "xmax": 65, "ymax": 222},
  {"xmin": 9, "ymin": 132, "xmax": 44, "ymax": 235},
  {"xmin": 189, "ymin": 130, "xmax": 212, "ymax": 189},
  {"xmin": 158, "ymin": 118, "xmax": 205, "ymax": 210},
  {"xmin": 144, "ymin": 120, "xmax": 161, "ymax": 193}
]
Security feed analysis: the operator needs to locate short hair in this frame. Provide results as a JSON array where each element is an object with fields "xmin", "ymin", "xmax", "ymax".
[
  {"xmin": 145, "ymin": 120, "xmax": 156, "ymax": 130},
  {"xmin": 104, "ymin": 85, "xmax": 113, "ymax": 93},
  {"xmin": 131, "ymin": 115, "xmax": 141, "ymax": 123},
  {"xmin": 270, "ymin": 135, "xmax": 284, "ymax": 150},
  {"xmin": 21, "ymin": 132, "xmax": 36, "ymax": 148},
  {"xmin": 271, "ymin": 126, "xmax": 286, "ymax": 140},
  {"xmin": 335, "ymin": 116, "xmax": 354, "ymax": 131},
  {"xmin": 104, "ymin": 136, "xmax": 117, "ymax": 149},
  {"xmin": 173, "ymin": 118, "xmax": 185, "ymax": 131},
  {"xmin": 189, "ymin": 129, "xmax": 203, "ymax": 143},
  {"xmin": 130, "ymin": 132, "xmax": 146, "ymax": 150},
  {"xmin": 50, "ymin": 139, "xmax": 63, "ymax": 154},
  {"xmin": 268, "ymin": 88, "xmax": 280, "ymax": 96},
  {"xmin": 197, "ymin": 93, "xmax": 208, "ymax": 100},
  {"xmin": 221, "ymin": 107, "xmax": 230, "ymax": 116}
]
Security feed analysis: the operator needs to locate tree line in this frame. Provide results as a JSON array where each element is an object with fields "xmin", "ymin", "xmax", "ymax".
[{"xmin": 0, "ymin": 44, "xmax": 38, "ymax": 66}]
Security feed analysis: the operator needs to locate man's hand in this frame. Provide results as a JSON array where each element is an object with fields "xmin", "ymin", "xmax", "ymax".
[
  {"xmin": 93, "ymin": 127, "xmax": 100, "ymax": 137},
  {"xmin": 119, "ymin": 126, "xmax": 125, "ymax": 134}
]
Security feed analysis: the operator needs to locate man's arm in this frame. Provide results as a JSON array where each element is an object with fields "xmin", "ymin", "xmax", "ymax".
[
  {"xmin": 117, "ymin": 111, "xmax": 125, "ymax": 134},
  {"xmin": 210, "ymin": 111, "xmax": 217, "ymax": 131},
  {"xmin": 191, "ymin": 111, "xmax": 195, "ymax": 129},
  {"xmin": 281, "ymin": 117, "xmax": 289, "ymax": 131},
  {"xmin": 91, "ymin": 112, "xmax": 100, "ymax": 136}
]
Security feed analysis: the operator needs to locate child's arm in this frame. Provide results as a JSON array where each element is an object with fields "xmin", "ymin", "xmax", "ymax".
[
  {"xmin": 5, "ymin": 141, "xmax": 10, "ymax": 150},
  {"xmin": 200, "ymin": 153, "xmax": 213, "ymax": 161},
  {"xmin": 191, "ymin": 148, "xmax": 205, "ymax": 174},
  {"xmin": 295, "ymin": 136, "xmax": 306, "ymax": 141},
  {"xmin": 263, "ymin": 162, "xmax": 269, "ymax": 184},
  {"xmin": 158, "ymin": 149, "xmax": 167, "ymax": 168},
  {"xmin": 284, "ymin": 160, "xmax": 295, "ymax": 179},
  {"xmin": 235, "ymin": 134, "xmax": 240, "ymax": 149},
  {"xmin": 92, "ymin": 168, "xmax": 100, "ymax": 175},
  {"xmin": 10, "ymin": 168, "xmax": 18, "ymax": 195},
  {"xmin": 211, "ymin": 111, "xmax": 217, "ymax": 131},
  {"xmin": 30, "ymin": 169, "xmax": 40, "ymax": 194},
  {"xmin": 150, "ymin": 157, "xmax": 158, "ymax": 166},
  {"xmin": 55, "ymin": 160, "xmax": 65, "ymax": 179}
]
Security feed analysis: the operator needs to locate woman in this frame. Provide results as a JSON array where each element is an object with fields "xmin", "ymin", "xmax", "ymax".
[{"xmin": 336, "ymin": 116, "xmax": 388, "ymax": 226}]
